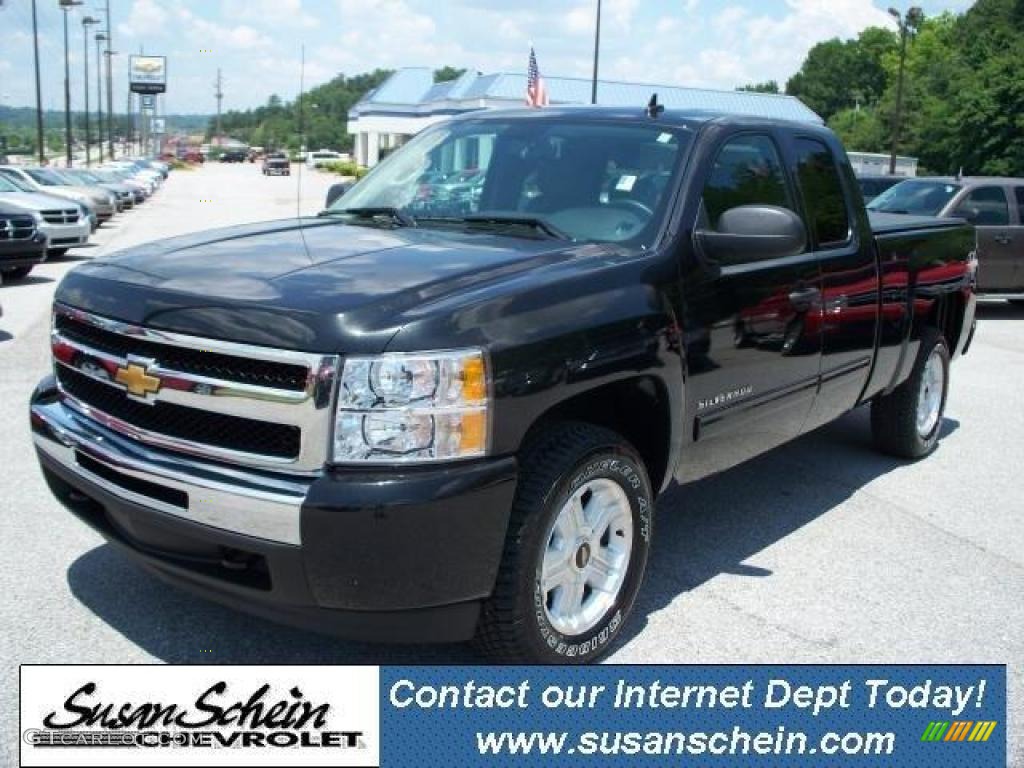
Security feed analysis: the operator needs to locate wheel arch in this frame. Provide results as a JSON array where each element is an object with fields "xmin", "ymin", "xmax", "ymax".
[{"xmin": 518, "ymin": 375, "xmax": 674, "ymax": 494}]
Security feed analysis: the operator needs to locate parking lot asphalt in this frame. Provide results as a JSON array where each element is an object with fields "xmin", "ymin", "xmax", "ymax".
[{"xmin": 1, "ymin": 163, "xmax": 1021, "ymax": 766}]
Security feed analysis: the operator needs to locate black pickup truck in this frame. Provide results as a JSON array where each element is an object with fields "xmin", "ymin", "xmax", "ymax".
[{"xmin": 31, "ymin": 108, "xmax": 976, "ymax": 663}]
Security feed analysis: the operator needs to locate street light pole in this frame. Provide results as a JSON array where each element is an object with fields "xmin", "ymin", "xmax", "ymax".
[
  {"xmin": 103, "ymin": 0, "xmax": 114, "ymax": 159},
  {"xmin": 82, "ymin": 16, "xmax": 98, "ymax": 166},
  {"xmin": 60, "ymin": 1, "xmax": 84, "ymax": 168},
  {"xmin": 31, "ymin": 0, "xmax": 45, "ymax": 164},
  {"xmin": 888, "ymin": 6, "xmax": 923, "ymax": 175},
  {"xmin": 95, "ymin": 32, "xmax": 106, "ymax": 162},
  {"xmin": 590, "ymin": 0, "xmax": 602, "ymax": 105}
]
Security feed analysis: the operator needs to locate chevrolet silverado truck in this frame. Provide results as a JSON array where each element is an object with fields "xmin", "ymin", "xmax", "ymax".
[{"xmin": 30, "ymin": 108, "xmax": 977, "ymax": 663}]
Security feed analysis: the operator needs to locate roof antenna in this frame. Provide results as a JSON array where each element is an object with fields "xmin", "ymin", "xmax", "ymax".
[{"xmin": 646, "ymin": 93, "xmax": 664, "ymax": 118}]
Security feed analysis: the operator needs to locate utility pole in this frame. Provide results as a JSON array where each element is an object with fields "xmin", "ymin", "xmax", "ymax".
[
  {"xmin": 590, "ymin": 0, "xmax": 602, "ymax": 105},
  {"xmin": 31, "ymin": 0, "xmax": 45, "ymax": 163},
  {"xmin": 104, "ymin": 0, "xmax": 114, "ymax": 159},
  {"xmin": 214, "ymin": 69, "xmax": 224, "ymax": 146},
  {"xmin": 888, "ymin": 6, "xmax": 923, "ymax": 175},
  {"xmin": 95, "ymin": 32, "xmax": 106, "ymax": 162},
  {"xmin": 82, "ymin": 16, "xmax": 98, "ymax": 166}
]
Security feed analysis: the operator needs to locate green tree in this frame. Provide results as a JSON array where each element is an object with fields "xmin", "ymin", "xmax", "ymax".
[
  {"xmin": 787, "ymin": 27, "xmax": 897, "ymax": 119},
  {"xmin": 434, "ymin": 66, "xmax": 467, "ymax": 83},
  {"xmin": 737, "ymin": 81, "xmax": 780, "ymax": 93}
]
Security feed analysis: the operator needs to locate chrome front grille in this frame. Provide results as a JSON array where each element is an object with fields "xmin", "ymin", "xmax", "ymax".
[
  {"xmin": 41, "ymin": 208, "xmax": 79, "ymax": 224},
  {"xmin": 50, "ymin": 304, "xmax": 339, "ymax": 474},
  {"xmin": 0, "ymin": 215, "xmax": 36, "ymax": 241}
]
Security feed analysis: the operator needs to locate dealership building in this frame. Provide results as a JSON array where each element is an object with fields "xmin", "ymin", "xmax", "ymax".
[{"xmin": 347, "ymin": 67, "xmax": 822, "ymax": 167}]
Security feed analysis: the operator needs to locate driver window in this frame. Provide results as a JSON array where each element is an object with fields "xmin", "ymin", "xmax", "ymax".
[
  {"xmin": 953, "ymin": 187, "xmax": 1010, "ymax": 226},
  {"xmin": 702, "ymin": 135, "xmax": 792, "ymax": 231}
]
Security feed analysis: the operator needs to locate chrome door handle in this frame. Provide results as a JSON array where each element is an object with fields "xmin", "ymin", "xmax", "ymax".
[{"xmin": 788, "ymin": 287, "xmax": 821, "ymax": 311}]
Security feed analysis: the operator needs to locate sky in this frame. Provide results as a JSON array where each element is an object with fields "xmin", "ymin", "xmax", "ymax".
[{"xmin": 0, "ymin": 0, "xmax": 977, "ymax": 115}]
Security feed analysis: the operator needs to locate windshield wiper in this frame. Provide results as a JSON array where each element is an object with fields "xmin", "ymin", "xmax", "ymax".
[
  {"xmin": 323, "ymin": 206, "xmax": 417, "ymax": 228},
  {"xmin": 461, "ymin": 214, "xmax": 572, "ymax": 241}
]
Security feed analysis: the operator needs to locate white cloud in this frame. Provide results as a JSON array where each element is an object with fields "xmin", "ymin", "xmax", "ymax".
[
  {"xmin": 175, "ymin": 7, "xmax": 272, "ymax": 50},
  {"xmin": 119, "ymin": 0, "xmax": 169, "ymax": 39}
]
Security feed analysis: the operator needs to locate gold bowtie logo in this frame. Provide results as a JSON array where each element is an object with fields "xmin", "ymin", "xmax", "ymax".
[{"xmin": 115, "ymin": 362, "xmax": 161, "ymax": 398}]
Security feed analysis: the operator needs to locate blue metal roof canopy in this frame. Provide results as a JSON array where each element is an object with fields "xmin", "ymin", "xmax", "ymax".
[{"xmin": 355, "ymin": 67, "xmax": 822, "ymax": 124}]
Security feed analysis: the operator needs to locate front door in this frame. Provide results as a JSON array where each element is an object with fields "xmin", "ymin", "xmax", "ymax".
[
  {"xmin": 953, "ymin": 185, "xmax": 1016, "ymax": 293},
  {"xmin": 679, "ymin": 130, "xmax": 822, "ymax": 483}
]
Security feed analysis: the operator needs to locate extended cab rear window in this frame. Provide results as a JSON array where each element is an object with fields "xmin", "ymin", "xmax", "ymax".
[{"xmin": 794, "ymin": 138, "xmax": 851, "ymax": 248}]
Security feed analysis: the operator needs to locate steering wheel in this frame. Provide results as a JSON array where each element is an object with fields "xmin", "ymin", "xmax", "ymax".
[{"xmin": 608, "ymin": 199, "xmax": 655, "ymax": 218}]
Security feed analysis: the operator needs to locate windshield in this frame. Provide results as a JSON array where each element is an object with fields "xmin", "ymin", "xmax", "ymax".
[
  {"xmin": 0, "ymin": 171, "xmax": 35, "ymax": 192},
  {"xmin": 0, "ymin": 176, "xmax": 23, "ymax": 193},
  {"xmin": 26, "ymin": 168, "xmax": 66, "ymax": 186},
  {"xmin": 330, "ymin": 117, "xmax": 691, "ymax": 246},
  {"xmin": 867, "ymin": 180, "xmax": 962, "ymax": 216}
]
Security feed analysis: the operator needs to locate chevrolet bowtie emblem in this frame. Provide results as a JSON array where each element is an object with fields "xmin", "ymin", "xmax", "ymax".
[{"xmin": 115, "ymin": 362, "xmax": 161, "ymax": 399}]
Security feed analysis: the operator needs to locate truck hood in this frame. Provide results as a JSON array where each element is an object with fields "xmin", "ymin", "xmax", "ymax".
[{"xmin": 56, "ymin": 217, "xmax": 605, "ymax": 353}]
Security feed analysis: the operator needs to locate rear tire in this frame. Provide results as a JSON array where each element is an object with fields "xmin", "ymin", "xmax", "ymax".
[
  {"xmin": 1, "ymin": 266, "xmax": 33, "ymax": 280},
  {"xmin": 871, "ymin": 327, "xmax": 950, "ymax": 459},
  {"xmin": 475, "ymin": 422, "xmax": 653, "ymax": 663}
]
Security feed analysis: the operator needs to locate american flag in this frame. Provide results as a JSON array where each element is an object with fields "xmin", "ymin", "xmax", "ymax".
[{"xmin": 526, "ymin": 46, "xmax": 549, "ymax": 108}]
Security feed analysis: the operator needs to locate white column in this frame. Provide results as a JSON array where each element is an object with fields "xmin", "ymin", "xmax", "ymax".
[{"xmin": 367, "ymin": 131, "xmax": 380, "ymax": 166}]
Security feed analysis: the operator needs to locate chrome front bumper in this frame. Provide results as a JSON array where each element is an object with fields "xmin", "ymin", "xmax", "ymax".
[{"xmin": 31, "ymin": 396, "xmax": 311, "ymax": 545}]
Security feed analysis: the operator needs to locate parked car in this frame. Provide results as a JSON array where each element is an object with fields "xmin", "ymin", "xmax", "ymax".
[
  {"xmin": 0, "ymin": 174, "xmax": 90, "ymax": 257},
  {"xmin": 857, "ymin": 174, "xmax": 905, "ymax": 203},
  {"xmin": 92, "ymin": 169, "xmax": 148, "ymax": 205},
  {"xmin": 0, "ymin": 202, "xmax": 48, "ymax": 280},
  {"xmin": 31, "ymin": 108, "xmax": 976, "ymax": 663},
  {"xmin": 0, "ymin": 166, "xmax": 115, "ymax": 223},
  {"xmin": 104, "ymin": 161, "xmax": 163, "ymax": 193},
  {"xmin": 262, "ymin": 152, "xmax": 291, "ymax": 176},
  {"xmin": 61, "ymin": 169, "xmax": 134, "ymax": 211},
  {"xmin": 219, "ymin": 149, "xmax": 248, "ymax": 163},
  {"xmin": 305, "ymin": 150, "xmax": 344, "ymax": 169},
  {"xmin": 869, "ymin": 176, "xmax": 1023, "ymax": 299}
]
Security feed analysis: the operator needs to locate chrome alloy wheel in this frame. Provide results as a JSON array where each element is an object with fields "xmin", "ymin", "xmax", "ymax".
[
  {"xmin": 540, "ymin": 478, "xmax": 633, "ymax": 636},
  {"xmin": 916, "ymin": 348, "xmax": 945, "ymax": 438}
]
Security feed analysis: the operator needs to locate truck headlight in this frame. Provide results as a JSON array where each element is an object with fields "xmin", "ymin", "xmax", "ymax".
[{"xmin": 333, "ymin": 349, "xmax": 489, "ymax": 464}]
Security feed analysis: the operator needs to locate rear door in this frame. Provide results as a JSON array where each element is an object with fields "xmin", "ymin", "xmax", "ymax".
[
  {"xmin": 680, "ymin": 130, "xmax": 823, "ymax": 481},
  {"xmin": 952, "ymin": 185, "xmax": 1016, "ymax": 293}
]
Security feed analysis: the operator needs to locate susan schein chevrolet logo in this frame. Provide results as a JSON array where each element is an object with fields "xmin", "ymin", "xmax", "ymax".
[
  {"xmin": 921, "ymin": 720, "xmax": 998, "ymax": 742},
  {"xmin": 115, "ymin": 359, "xmax": 162, "ymax": 401}
]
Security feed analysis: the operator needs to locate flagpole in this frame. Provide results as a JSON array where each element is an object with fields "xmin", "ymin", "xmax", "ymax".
[{"xmin": 590, "ymin": 0, "xmax": 602, "ymax": 104}]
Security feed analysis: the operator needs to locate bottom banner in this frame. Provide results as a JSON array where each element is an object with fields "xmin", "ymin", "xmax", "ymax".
[{"xmin": 19, "ymin": 664, "xmax": 1006, "ymax": 767}]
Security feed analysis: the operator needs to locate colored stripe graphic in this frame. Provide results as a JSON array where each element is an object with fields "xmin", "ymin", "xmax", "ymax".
[{"xmin": 923, "ymin": 721, "xmax": 997, "ymax": 743}]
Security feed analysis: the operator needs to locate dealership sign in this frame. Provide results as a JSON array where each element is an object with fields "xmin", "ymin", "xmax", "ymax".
[{"xmin": 129, "ymin": 55, "xmax": 167, "ymax": 94}]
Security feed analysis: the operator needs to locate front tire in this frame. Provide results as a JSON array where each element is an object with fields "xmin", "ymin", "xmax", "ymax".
[
  {"xmin": 476, "ymin": 422, "xmax": 653, "ymax": 663},
  {"xmin": 871, "ymin": 327, "xmax": 950, "ymax": 459}
]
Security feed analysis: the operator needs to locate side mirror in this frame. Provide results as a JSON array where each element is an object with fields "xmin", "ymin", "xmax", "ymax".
[
  {"xmin": 697, "ymin": 205, "xmax": 807, "ymax": 263},
  {"xmin": 955, "ymin": 206, "xmax": 979, "ymax": 224},
  {"xmin": 325, "ymin": 181, "xmax": 352, "ymax": 208}
]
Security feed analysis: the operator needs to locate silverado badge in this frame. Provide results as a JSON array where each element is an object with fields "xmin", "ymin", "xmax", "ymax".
[{"xmin": 115, "ymin": 360, "xmax": 161, "ymax": 401}]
